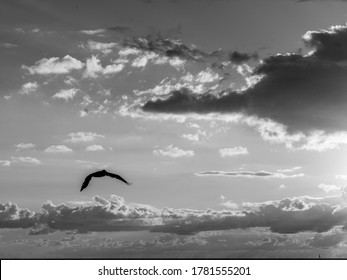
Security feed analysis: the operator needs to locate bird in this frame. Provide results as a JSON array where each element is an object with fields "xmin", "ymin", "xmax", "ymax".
[{"xmin": 80, "ymin": 169, "xmax": 131, "ymax": 191}]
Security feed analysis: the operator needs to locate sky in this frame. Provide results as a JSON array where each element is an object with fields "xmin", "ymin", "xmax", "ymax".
[{"xmin": 2, "ymin": 0, "xmax": 347, "ymax": 258}]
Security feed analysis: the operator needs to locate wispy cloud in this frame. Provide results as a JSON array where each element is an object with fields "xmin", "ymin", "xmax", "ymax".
[
  {"xmin": 318, "ymin": 183, "xmax": 341, "ymax": 193},
  {"xmin": 336, "ymin": 174, "xmax": 347, "ymax": 180},
  {"xmin": 1, "ymin": 157, "xmax": 41, "ymax": 166},
  {"xmin": 277, "ymin": 166, "xmax": 302, "ymax": 173},
  {"xmin": 195, "ymin": 170, "xmax": 304, "ymax": 179},
  {"xmin": 15, "ymin": 143, "xmax": 36, "ymax": 150},
  {"xmin": 153, "ymin": 145, "xmax": 194, "ymax": 158},
  {"xmin": 11, "ymin": 156, "xmax": 41, "ymax": 165},
  {"xmin": 75, "ymin": 160, "xmax": 108, "ymax": 169},
  {"xmin": 0, "ymin": 160, "xmax": 11, "ymax": 167},
  {"xmin": 0, "ymin": 42, "xmax": 18, "ymax": 48},
  {"xmin": 80, "ymin": 29, "xmax": 106, "ymax": 35},
  {"xmin": 219, "ymin": 146, "xmax": 248, "ymax": 157},
  {"xmin": 84, "ymin": 40, "xmax": 118, "ymax": 54},
  {"xmin": 45, "ymin": 145, "xmax": 73, "ymax": 153},
  {"xmin": 86, "ymin": 144, "xmax": 105, "ymax": 151},
  {"xmin": 65, "ymin": 132, "xmax": 104, "ymax": 143}
]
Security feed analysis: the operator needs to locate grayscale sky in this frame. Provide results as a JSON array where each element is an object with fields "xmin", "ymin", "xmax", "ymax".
[{"xmin": 2, "ymin": 0, "xmax": 347, "ymax": 258}]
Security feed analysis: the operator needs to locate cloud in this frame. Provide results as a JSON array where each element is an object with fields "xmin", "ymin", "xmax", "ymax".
[
  {"xmin": 229, "ymin": 51, "xmax": 258, "ymax": 64},
  {"xmin": 19, "ymin": 82, "xmax": 38, "ymax": 95},
  {"xmin": 107, "ymin": 26, "xmax": 132, "ymax": 34},
  {"xmin": 134, "ymin": 69, "xmax": 221, "ymax": 97},
  {"xmin": 122, "ymin": 36, "xmax": 226, "ymax": 66},
  {"xmin": 0, "ymin": 202, "xmax": 36, "ymax": 229},
  {"xmin": 181, "ymin": 134, "xmax": 200, "ymax": 142},
  {"xmin": 0, "ymin": 160, "xmax": 11, "ymax": 167},
  {"xmin": 80, "ymin": 29, "xmax": 106, "ymax": 35},
  {"xmin": 15, "ymin": 143, "xmax": 36, "ymax": 150},
  {"xmin": 39, "ymin": 195, "xmax": 158, "ymax": 233},
  {"xmin": 303, "ymin": 25, "xmax": 347, "ymax": 61},
  {"xmin": 83, "ymin": 56, "xmax": 124, "ymax": 78},
  {"xmin": 142, "ymin": 87, "xmax": 248, "ymax": 114},
  {"xmin": 75, "ymin": 160, "xmax": 108, "ymax": 169},
  {"xmin": 142, "ymin": 24, "xmax": 347, "ymax": 135},
  {"xmin": 153, "ymin": 145, "xmax": 194, "ymax": 158},
  {"xmin": 0, "ymin": 43, "xmax": 18, "ymax": 48},
  {"xmin": 84, "ymin": 40, "xmax": 118, "ymax": 54},
  {"xmin": 11, "ymin": 157, "xmax": 41, "ymax": 165},
  {"xmin": 219, "ymin": 146, "xmax": 248, "ymax": 157},
  {"xmin": 1, "ymin": 157, "xmax": 41, "ymax": 166},
  {"xmin": 195, "ymin": 170, "xmax": 304, "ymax": 178},
  {"xmin": 336, "ymin": 174, "xmax": 347, "ymax": 180},
  {"xmin": 52, "ymin": 88, "xmax": 78, "ymax": 101},
  {"xmin": 219, "ymin": 196, "xmax": 239, "ymax": 210},
  {"xmin": 277, "ymin": 166, "xmax": 302, "ymax": 173},
  {"xmin": 318, "ymin": 184, "xmax": 341, "ymax": 193},
  {"xmin": 23, "ymin": 55, "xmax": 84, "ymax": 75},
  {"xmin": 86, "ymin": 144, "xmax": 105, "ymax": 151},
  {"xmin": 131, "ymin": 51, "xmax": 158, "ymax": 68},
  {"xmin": 65, "ymin": 132, "xmax": 104, "ymax": 143},
  {"xmin": 2, "ymin": 195, "xmax": 347, "ymax": 235},
  {"xmin": 305, "ymin": 227, "xmax": 347, "ymax": 249},
  {"xmin": 102, "ymin": 63, "xmax": 125, "ymax": 75},
  {"xmin": 45, "ymin": 145, "xmax": 73, "ymax": 153}
]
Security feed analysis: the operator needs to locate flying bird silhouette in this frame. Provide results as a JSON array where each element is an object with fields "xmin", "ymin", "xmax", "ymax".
[{"xmin": 80, "ymin": 169, "xmax": 131, "ymax": 191}]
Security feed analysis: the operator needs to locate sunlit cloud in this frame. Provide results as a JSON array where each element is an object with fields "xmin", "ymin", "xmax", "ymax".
[
  {"xmin": 80, "ymin": 29, "xmax": 106, "ymax": 35},
  {"xmin": 84, "ymin": 40, "xmax": 118, "ymax": 54},
  {"xmin": 45, "ymin": 145, "xmax": 73, "ymax": 153},
  {"xmin": 83, "ymin": 56, "xmax": 125, "ymax": 78},
  {"xmin": 219, "ymin": 146, "xmax": 249, "ymax": 157},
  {"xmin": 336, "ymin": 174, "xmax": 347, "ymax": 180},
  {"xmin": 86, "ymin": 144, "xmax": 105, "ymax": 151},
  {"xmin": 277, "ymin": 166, "xmax": 302, "ymax": 173},
  {"xmin": 19, "ymin": 82, "xmax": 38, "ymax": 95},
  {"xmin": 15, "ymin": 143, "xmax": 36, "ymax": 150},
  {"xmin": 52, "ymin": 88, "xmax": 78, "ymax": 101},
  {"xmin": 153, "ymin": 145, "xmax": 194, "ymax": 158},
  {"xmin": 23, "ymin": 55, "xmax": 84, "ymax": 75},
  {"xmin": 0, "ymin": 160, "xmax": 11, "ymax": 167},
  {"xmin": 65, "ymin": 132, "xmax": 104, "ymax": 143},
  {"xmin": 318, "ymin": 183, "xmax": 341, "ymax": 193}
]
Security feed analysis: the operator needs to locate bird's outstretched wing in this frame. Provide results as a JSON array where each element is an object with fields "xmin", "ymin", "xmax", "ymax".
[
  {"xmin": 80, "ymin": 174, "xmax": 93, "ymax": 191},
  {"xmin": 105, "ymin": 171, "xmax": 131, "ymax": 185}
]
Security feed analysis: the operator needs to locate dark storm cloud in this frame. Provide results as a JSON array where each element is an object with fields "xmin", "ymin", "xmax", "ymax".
[
  {"xmin": 106, "ymin": 26, "xmax": 132, "ymax": 34},
  {"xmin": 303, "ymin": 25, "xmax": 347, "ymax": 61},
  {"xmin": 2, "ymin": 195, "xmax": 347, "ymax": 235},
  {"xmin": 121, "ymin": 35, "xmax": 228, "ymax": 67},
  {"xmin": 142, "ymin": 25, "xmax": 347, "ymax": 133},
  {"xmin": 229, "ymin": 51, "xmax": 258, "ymax": 64},
  {"xmin": 143, "ymin": 88, "xmax": 248, "ymax": 114}
]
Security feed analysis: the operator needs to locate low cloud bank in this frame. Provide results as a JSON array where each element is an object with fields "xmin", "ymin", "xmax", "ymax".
[{"xmin": 1, "ymin": 194, "xmax": 347, "ymax": 235}]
